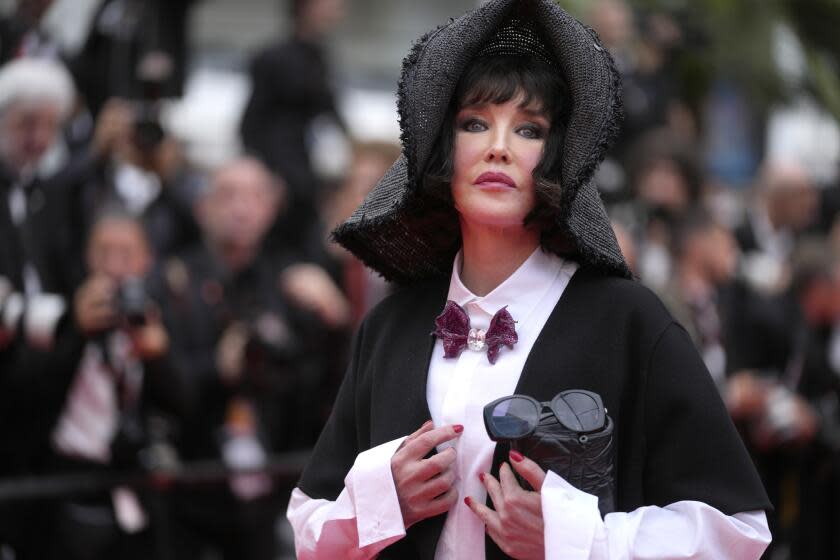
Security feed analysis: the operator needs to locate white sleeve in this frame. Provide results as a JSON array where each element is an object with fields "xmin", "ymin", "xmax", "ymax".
[
  {"xmin": 541, "ymin": 471, "xmax": 771, "ymax": 560},
  {"xmin": 287, "ymin": 436, "xmax": 408, "ymax": 559}
]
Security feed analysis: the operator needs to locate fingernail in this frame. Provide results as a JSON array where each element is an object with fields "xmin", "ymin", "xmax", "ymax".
[
  {"xmin": 422, "ymin": 420, "xmax": 433, "ymax": 428},
  {"xmin": 453, "ymin": 424, "xmax": 464, "ymax": 434},
  {"xmin": 464, "ymin": 497, "xmax": 472, "ymax": 507},
  {"xmin": 510, "ymin": 450, "xmax": 524, "ymax": 462},
  {"xmin": 478, "ymin": 472, "xmax": 485, "ymax": 483}
]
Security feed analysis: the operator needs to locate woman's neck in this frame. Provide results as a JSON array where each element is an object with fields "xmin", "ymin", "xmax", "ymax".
[{"xmin": 459, "ymin": 222, "xmax": 541, "ymax": 296}]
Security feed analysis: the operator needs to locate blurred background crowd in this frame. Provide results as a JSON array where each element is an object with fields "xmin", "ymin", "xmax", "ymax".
[{"xmin": 0, "ymin": 0, "xmax": 839, "ymax": 558}]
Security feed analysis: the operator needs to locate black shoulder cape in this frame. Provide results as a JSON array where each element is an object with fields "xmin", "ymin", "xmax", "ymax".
[{"xmin": 298, "ymin": 267, "xmax": 771, "ymax": 559}]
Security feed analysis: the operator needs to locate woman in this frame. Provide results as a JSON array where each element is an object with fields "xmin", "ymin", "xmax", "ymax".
[{"xmin": 288, "ymin": 1, "xmax": 772, "ymax": 558}]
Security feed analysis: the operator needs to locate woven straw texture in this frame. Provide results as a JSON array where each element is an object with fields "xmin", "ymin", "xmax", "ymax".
[{"xmin": 333, "ymin": 0, "xmax": 630, "ymax": 283}]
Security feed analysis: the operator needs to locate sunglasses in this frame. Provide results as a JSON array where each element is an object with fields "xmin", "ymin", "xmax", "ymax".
[{"xmin": 483, "ymin": 389, "xmax": 607, "ymax": 443}]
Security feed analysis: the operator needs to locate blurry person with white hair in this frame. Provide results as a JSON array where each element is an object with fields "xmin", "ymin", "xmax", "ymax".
[
  {"xmin": 735, "ymin": 159, "xmax": 820, "ymax": 295},
  {"xmin": 0, "ymin": 56, "xmax": 90, "ymax": 559},
  {"xmin": 0, "ymin": 56, "xmax": 77, "ymax": 311},
  {"xmin": 0, "ymin": 56, "xmax": 74, "ymax": 178}
]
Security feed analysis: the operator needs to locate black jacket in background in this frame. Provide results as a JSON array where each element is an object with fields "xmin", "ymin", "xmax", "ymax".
[
  {"xmin": 240, "ymin": 37, "xmax": 343, "ymax": 254},
  {"xmin": 0, "ymin": 165, "xmax": 87, "ymax": 476}
]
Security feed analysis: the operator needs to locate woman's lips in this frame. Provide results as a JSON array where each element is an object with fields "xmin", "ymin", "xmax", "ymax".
[{"xmin": 474, "ymin": 171, "xmax": 516, "ymax": 189}]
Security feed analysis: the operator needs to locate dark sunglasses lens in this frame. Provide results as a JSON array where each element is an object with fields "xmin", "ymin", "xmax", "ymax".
[
  {"xmin": 553, "ymin": 391, "xmax": 605, "ymax": 432},
  {"xmin": 490, "ymin": 397, "xmax": 539, "ymax": 439}
]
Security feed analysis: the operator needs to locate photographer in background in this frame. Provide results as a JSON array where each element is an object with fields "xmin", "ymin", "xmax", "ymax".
[
  {"xmin": 656, "ymin": 209, "xmax": 739, "ymax": 388},
  {"xmin": 781, "ymin": 242, "xmax": 840, "ymax": 558},
  {"xmin": 157, "ymin": 156, "xmax": 348, "ymax": 560},
  {"xmin": 44, "ymin": 210, "xmax": 184, "ymax": 560},
  {"xmin": 50, "ymin": 90, "xmax": 202, "ymax": 293},
  {"xmin": 69, "ymin": 0, "xmax": 198, "ymax": 117},
  {"xmin": 722, "ymin": 242, "xmax": 840, "ymax": 557},
  {"xmin": 736, "ymin": 160, "xmax": 820, "ymax": 296}
]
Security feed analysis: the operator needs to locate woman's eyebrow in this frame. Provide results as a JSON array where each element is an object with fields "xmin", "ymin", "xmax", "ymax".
[
  {"xmin": 518, "ymin": 105, "xmax": 549, "ymax": 119},
  {"xmin": 456, "ymin": 103, "xmax": 489, "ymax": 113}
]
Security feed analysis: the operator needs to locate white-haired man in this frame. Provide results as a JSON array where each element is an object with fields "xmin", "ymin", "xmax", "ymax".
[{"xmin": 0, "ymin": 57, "xmax": 91, "ymax": 558}]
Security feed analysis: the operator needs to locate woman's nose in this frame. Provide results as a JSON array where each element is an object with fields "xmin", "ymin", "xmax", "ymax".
[{"xmin": 485, "ymin": 131, "xmax": 511, "ymax": 163}]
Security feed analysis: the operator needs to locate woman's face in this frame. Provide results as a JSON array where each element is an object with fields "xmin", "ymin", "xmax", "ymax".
[{"xmin": 450, "ymin": 95, "xmax": 548, "ymax": 231}]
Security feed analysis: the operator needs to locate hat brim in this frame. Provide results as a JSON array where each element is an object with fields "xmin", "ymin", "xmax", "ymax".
[{"xmin": 334, "ymin": 0, "xmax": 630, "ymax": 283}]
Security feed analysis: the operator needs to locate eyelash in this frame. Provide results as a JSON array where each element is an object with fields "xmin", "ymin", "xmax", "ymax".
[
  {"xmin": 459, "ymin": 118, "xmax": 486, "ymax": 133},
  {"xmin": 457, "ymin": 118, "xmax": 546, "ymax": 139}
]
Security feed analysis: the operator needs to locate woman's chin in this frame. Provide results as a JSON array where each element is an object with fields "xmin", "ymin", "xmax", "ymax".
[{"xmin": 458, "ymin": 210, "xmax": 529, "ymax": 232}]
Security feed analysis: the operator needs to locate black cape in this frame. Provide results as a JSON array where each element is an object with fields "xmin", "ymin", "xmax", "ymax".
[{"xmin": 298, "ymin": 266, "xmax": 771, "ymax": 559}]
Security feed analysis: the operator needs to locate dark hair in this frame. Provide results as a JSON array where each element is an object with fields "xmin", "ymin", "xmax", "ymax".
[
  {"xmin": 627, "ymin": 129, "xmax": 703, "ymax": 205},
  {"xmin": 86, "ymin": 205, "xmax": 150, "ymax": 251},
  {"xmin": 422, "ymin": 54, "xmax": 572, "ymax": 246},
  {"xmin": 791, "ymin": 238, "xmax": 838, "ymax": 298},
  {"xmin": 671, "ymin": 207, "xmax": 719, "ymax": 258}
]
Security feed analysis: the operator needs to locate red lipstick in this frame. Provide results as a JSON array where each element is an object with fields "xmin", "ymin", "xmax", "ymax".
[{"xmin": 474, "ymin": 171, "xmax": 516, "ymax": 189}]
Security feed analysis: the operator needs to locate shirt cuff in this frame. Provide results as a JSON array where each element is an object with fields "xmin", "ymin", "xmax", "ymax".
[
  {"xmin": 541, "ymin": 470, "xmax": 602, "ymax": 560},
  {"xmin": 346, "ymin": 436, "xmax": 408, "ymax": 547}
]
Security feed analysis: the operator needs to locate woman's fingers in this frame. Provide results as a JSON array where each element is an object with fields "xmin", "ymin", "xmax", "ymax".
[
  {"xmin": 481, "ymin": 470, "xmax": 505, "ymax": 513},
  {"xmin": 427, "ymin": 486, "xmax": 459, "ymax": 517},
  {"xmin": 471, "ymin": 463, "xmax": 546, "ymax": 559},
  {"xmin": 424, "ymin": 466, "xmax": 456, "ymax": 498},
  {"xmin": 420, "ymin": 446, "xmax": 456, "ymax": 477},
  {"xmin": 401, "ymin": 420, "xmax": 434, "ymax": 448},
  {"xmin": 465, "ymin": 495, "xmax": 502, "ymax": 535},
  {"xmin": 509, "ymin": 450, "xmax": 547, "ymax": 492},
  {"xmin": 498, "ymin": 462, "xmax": 520, "ymax": 495},
  {"xmin": 402, "ymin": 424, "xmax": 463, "ymax": 460},
  {"xmin": 392, "ymin": 424, "xmax": 462, "ymax": 528}
]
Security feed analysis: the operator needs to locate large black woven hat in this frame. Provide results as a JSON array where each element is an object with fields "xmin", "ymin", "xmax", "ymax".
[{"xmin": 333, "ymin": 0, "xmax": 630, "ymax": 283}]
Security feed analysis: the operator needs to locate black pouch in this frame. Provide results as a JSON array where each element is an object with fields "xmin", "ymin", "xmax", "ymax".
[{"xmin": 510, "ymin": 402, "xmax": 616, "ymax": 516}]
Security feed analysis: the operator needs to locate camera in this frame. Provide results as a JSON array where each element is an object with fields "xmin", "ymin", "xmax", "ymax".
[
  {"xmin": 241, "ymin": 312, "xmax": 302, "ymax": 390},
  {"xmin": 132, "ymin": 103, "xmax": 165, "ymax": 154},
  {"xmin": 116, "ymin": 277, "xmax": 149, "ymax": 327},
  {"xmin": 764, "ymin": 385, "xmax": 800, "ymax": 444},
  {"xmin": 131, "ymin": 50, "xmax": 172, "ymax": 154}
]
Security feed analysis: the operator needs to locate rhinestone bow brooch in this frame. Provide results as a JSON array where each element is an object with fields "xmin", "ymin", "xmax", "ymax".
[{"xmin": 431, "ymin": 300, "xmax": 518, "ymax": 364}]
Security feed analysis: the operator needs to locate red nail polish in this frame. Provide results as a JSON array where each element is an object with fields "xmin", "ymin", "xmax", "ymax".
[
  {"xmin": 478, "ymin": 472, "xmax": 485, "ymax": 482},
  {"xmin": 464, "ymin": 497, "xmax": 472, "ymax": 507},
  {"xmin": 510, "ymin": 450, "xmax": 524, "ymax": 462},
  {"xmin": 453, "ymin": 424, "xmax": 464, "ymax": 434}
]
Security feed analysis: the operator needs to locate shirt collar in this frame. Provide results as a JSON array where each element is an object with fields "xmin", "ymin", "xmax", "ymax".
[{"xmin": 446, "ymin": 246, "xmax": 567, "ymax": 328}]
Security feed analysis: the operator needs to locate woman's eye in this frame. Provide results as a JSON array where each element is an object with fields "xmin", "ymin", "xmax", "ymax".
[
  {"xmin": 460, "ymin": 118, "xmax": 487, "ymax": 133},
  {"xmin": 518, "ymin": 125, "xmax": 545, "ymax": 139}
]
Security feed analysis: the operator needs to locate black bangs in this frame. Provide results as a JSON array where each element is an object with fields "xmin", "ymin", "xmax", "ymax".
[
  {"xmin": 422, "ymin": 53, "xmax": 571, "ymax": 200},
  {"xmin": 454, "ymin": 54, "xmax": 569, "ymax": 121}
]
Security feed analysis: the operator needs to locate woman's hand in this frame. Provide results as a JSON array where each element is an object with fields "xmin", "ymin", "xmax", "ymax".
[
  {"xmin": 391, "ymin": 421, "xmax": 463, "ymax": 528},
  {"xmin": 466, "ymin": 450, "xmax": 547, "ymax": 560}
]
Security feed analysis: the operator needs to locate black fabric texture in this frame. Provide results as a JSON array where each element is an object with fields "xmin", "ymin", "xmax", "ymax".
[
  {"xmin": 332, "ymin": 0, "xmax": 629, "ymax": 283},
  {"xmin": 512, "ymin": 413, "xmax": 616, "ymax": 516},
  {"xmin": 297, "ymin": 266, "xmax": 771, "ymax": 559}
]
